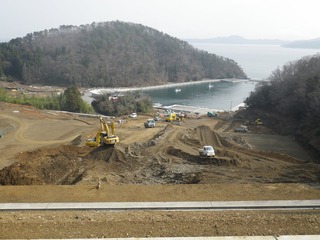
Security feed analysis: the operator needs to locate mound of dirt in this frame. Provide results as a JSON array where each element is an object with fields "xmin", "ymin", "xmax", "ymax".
[
  {"xmin": 85, "ymin": 145, "xmax": 127, "ymax": 162},
  {"xmin": 0, "ymin": 145, "xmax": 90, "ymax": 185}
]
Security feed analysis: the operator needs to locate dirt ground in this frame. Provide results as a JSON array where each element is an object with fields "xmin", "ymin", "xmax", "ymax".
[{"xmin": 0, "ymin": 102, "xmax": 320, "ymax": 238}]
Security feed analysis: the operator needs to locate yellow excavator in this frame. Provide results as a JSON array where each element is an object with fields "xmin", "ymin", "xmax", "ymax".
[{"xmin": 86, "ymin": 116, "xmax": 119, "ymax": 147}]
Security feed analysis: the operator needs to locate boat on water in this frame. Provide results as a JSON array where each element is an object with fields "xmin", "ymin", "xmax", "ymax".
[
  {"xmin": 175, "ymin": 88, "xmax": 181, "ymax": 92},
  {"xmin": 208, "ymin": 84, "xmax": 213, "ymax": 88},
  {"xmin": 153, "ymin": 102, "xmax": 162, "ymax": 108}
]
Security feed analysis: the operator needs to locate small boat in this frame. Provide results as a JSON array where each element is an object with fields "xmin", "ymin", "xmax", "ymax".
[
  {"xmin": 175, "ymin": 88, "xmax": 181, "ymax": 92},
  {"xmin": 153, "ymin": 102, "xmax": 162, "ymax": 108},
  {"xmin": 208, "ymin": 84, "xmax": 213, "ymax": 88}
]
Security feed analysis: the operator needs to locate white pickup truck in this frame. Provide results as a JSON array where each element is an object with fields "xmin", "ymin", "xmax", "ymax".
[
  {"xmin": 234, "ymin": 125, "xmax": 248, "ymax": 133},
  {"xmin": 198, "ymin": 146, "xmax": 215, "ymax": 157},
  {"xmin": 144, "ymin": 118, "xmax": 156, "ymax": 128}
]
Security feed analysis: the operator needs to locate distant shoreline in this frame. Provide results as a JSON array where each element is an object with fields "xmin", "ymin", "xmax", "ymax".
[{"xmin": 85, "ymin": 78, "xmax": 253, "ymax": 97}]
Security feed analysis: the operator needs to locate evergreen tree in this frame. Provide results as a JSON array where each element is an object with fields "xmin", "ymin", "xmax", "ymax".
[{"xmin": 62, "ymin": 86, "xmax": 83, "ymax": 112}]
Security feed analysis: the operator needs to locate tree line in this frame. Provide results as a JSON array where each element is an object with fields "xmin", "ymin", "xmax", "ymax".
[
  {"xmin": 245, "ymin": 54, "xmax": 320, "ymax": 152},
  {"xmin": 0, "ymin": 21, "xmax": 246, "ymax": 87},
  {"xmin": 91, "ymin": 92, "xmax": 153, "ymax": 116},
  {"xmin": 0, "ymin": 86, "xmax": 93, "ymax": 113}
]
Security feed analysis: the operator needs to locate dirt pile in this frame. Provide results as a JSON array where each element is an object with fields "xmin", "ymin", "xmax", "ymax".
[{"xmin": 0, "ymin": 145, "xmax": 89, "ymax": 185}]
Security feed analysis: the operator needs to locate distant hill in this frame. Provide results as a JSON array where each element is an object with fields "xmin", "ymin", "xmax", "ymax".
[
  {"xmin": 0, "ymin": 21, "xmax": 246, "ymax": 88},
  {"xmin": 186, "ymin": 35, "xmax": 288, "ymax": 45},
  {"xmin": 282, "ymin": 38, "xmax": 320, "ymax": 49},
  {"xmin": 186, "ymin": 35, "xmax": 320, "ymax": 50}
]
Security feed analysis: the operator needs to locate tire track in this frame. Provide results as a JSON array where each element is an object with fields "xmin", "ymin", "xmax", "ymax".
[{"xmin": 2, "ymin": 114, "xmax": 80, "ymax": 145}]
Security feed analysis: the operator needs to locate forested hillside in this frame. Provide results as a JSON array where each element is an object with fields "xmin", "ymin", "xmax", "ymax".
[
  {"xmin": 245, "ymin": 54, "xmax": 320, "ymax": 153},
  {"xmin": 0, "ymin": 21, "xmax": 246, "ymax": 87}
]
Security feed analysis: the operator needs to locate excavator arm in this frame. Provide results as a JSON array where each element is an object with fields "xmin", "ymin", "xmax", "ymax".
[{"xmin": 86, "ymin": 116, "xmax": 119, "ymax": 147}]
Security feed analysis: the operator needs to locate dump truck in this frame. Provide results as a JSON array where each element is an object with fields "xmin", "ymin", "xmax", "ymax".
[{"xmin": 86, "ymin": 116, "xmax": 119, "ymax": 147}]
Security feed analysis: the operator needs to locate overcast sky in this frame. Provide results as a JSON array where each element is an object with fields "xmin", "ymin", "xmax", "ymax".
[{"xmin": 1, "ymin": 0, "xmax": 320, "ymax": 41}]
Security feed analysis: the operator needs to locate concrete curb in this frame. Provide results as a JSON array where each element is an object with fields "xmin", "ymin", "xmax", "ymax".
[{"xmin": 1, "ymin": 200, "xmax": 320, "ymax": 211}]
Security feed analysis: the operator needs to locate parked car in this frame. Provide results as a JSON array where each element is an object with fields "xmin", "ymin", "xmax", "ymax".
[
  {"xmin": 129, "ymin": 113, "xmax": 137, "ymax": 118},
  {"xmin": 144, "ymin": 119, "xmax": 156, "ymax": 128},
  {"xmin": 234, "ymin": 125, "xmax": 248, "ymax": 133}
]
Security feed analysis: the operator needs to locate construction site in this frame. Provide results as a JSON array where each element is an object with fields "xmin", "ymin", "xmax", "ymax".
[{"xmin": 0, "ymin": 101, "xmax": 320, "ymax": 238}]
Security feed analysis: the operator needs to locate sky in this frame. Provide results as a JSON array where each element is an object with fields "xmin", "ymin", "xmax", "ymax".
[{"xmin": 1, "ymin": 0, "xmax": 320, "ymax": 41}]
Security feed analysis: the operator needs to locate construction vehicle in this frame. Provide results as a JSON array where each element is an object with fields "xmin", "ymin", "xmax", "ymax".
[
  {"xmin": 255, "ymin": 119, "xmax": 263, "ymax": 125},
  {"xmin": 199, "ymin": 146, "xmax": 215, "ymax": 157},
  {"xmin": 246, "ymin": 119, "xmax": 264, "ymax": 125},
  {"xmin": 165, "ymin": 113, "xmax": 177, "ymax": 122},
  {"xmin": 207, "ymin": 111, "xmax": 219, "ymax": 118},
  {"xmin": 86, "ymin": 116, "xmax": 119, "ymax": 147}
]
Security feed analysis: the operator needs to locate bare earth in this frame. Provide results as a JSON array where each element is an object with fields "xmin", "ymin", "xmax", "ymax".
[{"xmin": 0, "ymin": 102, "xmax": 320, "ymax": 239}]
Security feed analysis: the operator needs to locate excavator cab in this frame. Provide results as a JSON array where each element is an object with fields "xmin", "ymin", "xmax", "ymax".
[{"xmin": 86, "ymin": 116, "xmax": 119, "ymax": 147}]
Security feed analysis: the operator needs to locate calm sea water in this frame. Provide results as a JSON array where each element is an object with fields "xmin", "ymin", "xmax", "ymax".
[
  {"xmin": 141, "ymin": 80, "xmax": 256, "ymax": 111},
  {"xmin": 142, "ymin": 44, "xmax": 319, "ymax": 110}
]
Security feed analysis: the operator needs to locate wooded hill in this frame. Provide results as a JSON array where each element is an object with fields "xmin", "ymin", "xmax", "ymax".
[
  {"xmin": 0, "ymin": 21, "xmax": 246, "ymax": 87},
  {"xmin": 245, "ymin": 54, "xmax": 320, "ymax": 153}
]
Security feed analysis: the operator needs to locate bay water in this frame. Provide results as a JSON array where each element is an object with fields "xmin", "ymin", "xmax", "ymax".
[
  {"xmin": 141, "ymin": 80, "xmax": 256, "ymax": 111},
  {"xmin": 142, "ymin": 44, "xmax": 319, "ymax": 111}
]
